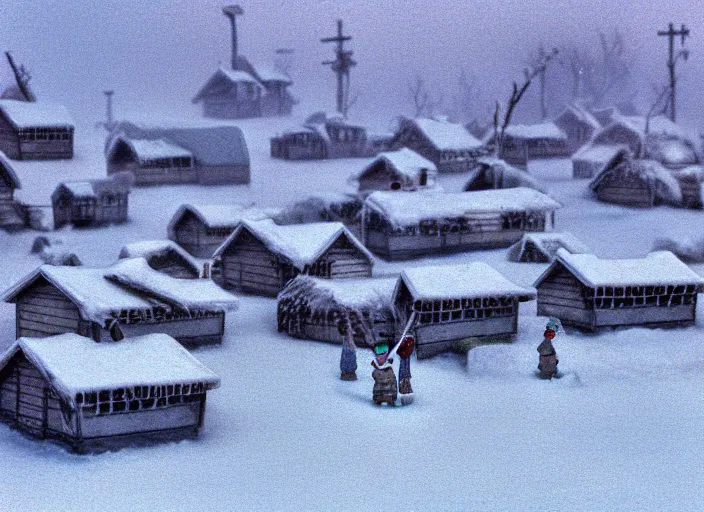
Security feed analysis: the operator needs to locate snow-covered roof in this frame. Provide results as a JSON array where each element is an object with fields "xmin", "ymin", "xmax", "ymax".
[
  {"xmin": 218, "ymin": 67, "xmax": 261, "ymax": 84},
  {"xmin": 112, "ymin": 137, "xmax": 192, "ymax": 163},
  {"xmin": 215, "ymin": 219, "xmax": 374, "ymax": 270},
  {"xmin": 535, "ymin": 249, "xmax": 704, "ymax": 289},
  {"xmin": 118, "ymin": 240, "xmax": 201, "ymax": 275},
  {"xmin": 506, "ymin": 232, "xmax": 590, "ymax": 262},
  {"xmin": 465, "ymin": 157, "xmax": 546, "ymax": 193},
  {"xmin": 107, "ymin": 121, "xmax": 249, "ymax": 168},
  {"xmin": 4, "ymin": 260, "xmax": 239, "ymax": 323},
  {"xmin": 647, "ymin": 138, "xmax": 699, "ymax": 167},
  {"xmin": 279, "ymin": 275, "xmax": 397, "ymax": 310},
  {"xmin": 357, "ymin": 147, "xmax": 437, "ymax": 180},
  {"xmin": 556, "ymin": 105, "xmax": 601, "ymax": 131},
  {"xmin": 411, "ymin": 118, "xmax": 483, "ymax": 151},
  {"xmin": 572, "ymin": 143, "xmax": 627, "ymax": 164},
  {"xmin": 168, "ymin": 203, "xmax": 270, "ymax": 237},
  {"xmin": 365, "ymin": 188, "xmax": 561, "ymax": 227},
  {"xmin": 0, "ymin": 99, "xmax": 74, "ymax": 129},
  {"xmin": 503, "ymin": 122, "xmax": 567, "ymax": 141},
  {"xmin": 397, "ymin": 262, "xmax": 535, "ymax": 301},
  {"xmin": 0, "ymin": 151, "xmax": 20, "ymax": 189},
  {"xmin": 589, "ymin": 153, "xmax": 683, "ymax": 204},
  {"xmin": 251, "ymin": 63, "xmax": 292, "ymax": 84},
  {"xmin": 0, "ymin": 333, "xmax": 220, "ymax": 404},
  {"xmin": 53, "ymin": 178, "xmax": 130, "ymax": 200}
]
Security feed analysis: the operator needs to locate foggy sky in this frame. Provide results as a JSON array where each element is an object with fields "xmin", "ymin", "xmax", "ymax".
[{"xmin": 0, "ymin": 0, "xmax": 702, "ymax": 129}]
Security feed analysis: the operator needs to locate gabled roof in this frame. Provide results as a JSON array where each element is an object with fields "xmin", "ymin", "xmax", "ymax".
[
  {"xmin": 0, "ymin": 151, "xmax": 21, "ymax": 189},
  {"xmin": 397, "ymin": 262, "xmax": 535, "ymax": 301},
  {"xmin": 214, "ymin": 219, "xmax": 374, "ymax": 270},
  {"xmin": 464, "ymin": 157, "xmax": 546, "ymax": 193},
  {"xmin": 167, "ymin": 203, "xmax": 270, "ymax": 238},
  {"xmin": 3, "ymin": 259, "xmax": 239, "ymax": 323},
  {"xmin": 572, "ymin": 143, "xmax": 627, "ymax": 164},
  {"xmin": 192, "ymin": 67, "xmax": 263, "ymax": 103},
  {"xmin": 502, "ymin": 122, "xmax": 567, "ymax": 141},
  {"xmin": 365, "ymin": 188, "xmax": 562, "ymax": 227},
  {"xmin": 109, "ymin": 136, "xmax": 192, "ymax": 163},
  {"xmin": 357, "ymin": 147, "xmax": 437, "ymax": 180},
  {"xmin": 556, "ymin": 104, "xmax": 601, "ymax": 131},
  {"xmin": 534, "ymin": 248, "xmax": 704, "ymax": 289},
  {"xmin": 0, "ymin": 99, "xmax": 73, "ymax": 129},
  {"xmin": 506, "ymin": 232, "xmax": 590, "ymax": 262},
  {"xmin": 107, "ymin": 121, "xmax": 249, "ymax": 168},
  {"xmin": 408, "ymin": 118, "xmax": 483, "ymax": 151},
  {"xmin": 52, "ymin": 178, "xmax": 130, "ymax": 200},
  {"xmin": 0, "ymin": 333, "xmax": 220, "ymax": 404},
  {"xmin": 279, "ymin": 275, "xmax": 397, "ymax": 310},
  {"xmin": 250, "ymin": 63, "xmax": 292, "ymax": 85},
  {"xmin": 118, "ymin": 240, "xmax": 201, "ymax": 276}
]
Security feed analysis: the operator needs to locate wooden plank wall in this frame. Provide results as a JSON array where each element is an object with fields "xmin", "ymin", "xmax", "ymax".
[
  {"xmin": 221, "ymin": 234, "xmax": 283, "ymax": 296},
  {"xmin": 536, "ymin": 267, "xmax": 594, "ymax": 327},
  {"xmin": 596, "ymin": 172, "xmax": 653, "ymax": 207},
  {"xmin": 324, "ymin": 236, "xmax": 372, "ymax": 278},
  {"xmin": 16, "ymin": 282, "xmax": 84, "ymax": 338},
  {"xmin": 0, "ymin": 115, "xmax": 20, "ymax": 159}
]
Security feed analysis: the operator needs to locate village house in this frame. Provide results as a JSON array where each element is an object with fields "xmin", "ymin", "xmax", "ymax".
[
  {"xmin": 192, "ymin": 6, "xmax": 294, "ymax": 119},
  {"xmin": 270, "ymin": 112, "xmax": 372, "ymax": 160},
  {"xmin": 106, "ymin": 121, "xmax": 250, "ymax": 186},
  {"xmin": 506, "ymin": 232, "xmax": 590, "ymax": 263},
  {"xmin": 534, "ymin": 249, "xmax": 704, "ymax": 330},
  {"xmin": 214, "ymin": 219, "xmax": 374, "ymax": 296},
  {"xmin": 168, "ymin": 203, "xmax": 271, "ymax": 258},
  {"xmin": 3, "ymin": 258, "xmax": 239, "ymax": 346},
  {"xmin": 354, "ymin": 147, "xmax": 439, "ymax": 197},
  {"xmin": 392, "ymin": 263, "xmax": 535, "ymax": 359},
  {"xmin": 361, "ymin": 188, "xmax": 562, "ymax": 260},
  {"xmin": 277, "ymin": 275, "xmax": 397, "ymax": 347},
  {"xmin": 118, "ymin": 240, "xmax": 202, "ymax": 279},
  {"xmin": 0, "ymin": 99, "xmax": 73, "ymax": 160},
  {"xmin": 494, "ymin": 122, "xmax": 570, "ymax": 167},
  {"xmin": 0, "ymin": 151, "xmax": 25, "ymax": 230},
  {"xmin": 390, "ymin": 117, "xmax": 485, "ymax": 173},
  {"xmin": 571, "ymin": 144, "xmax": 627, "ymax": 179},
  {"xmin": 554, "ymin": 104, "xmax": 601, "ymax": 154},
  {"xmin": 589, "ymin": 150, "xmax": 683, "ymax": 208},
  {"xmin": 463, "ymin": 156, "xmax": 545, "ymax": 193},
  {"xmin": 0, "ymin": 333, "xmax": 219, "ymax": 452},
  {"xmin": 52, "ymin": 178, "xmax": 130, "ymax": 228}
]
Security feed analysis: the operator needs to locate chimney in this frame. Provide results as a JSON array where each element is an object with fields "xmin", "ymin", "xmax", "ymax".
[
  {"xmin": 223, "ymin": 5, "xmax": 244, "ymax": 70},
  {"xmin": 103, "ymin": 90, "xmax": 114, "ymax": 129}
]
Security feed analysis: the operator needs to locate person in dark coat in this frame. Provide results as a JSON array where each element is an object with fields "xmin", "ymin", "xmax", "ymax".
[
  {"xmin": 371, "ymin": 341, "xmax": 397, "ymax": 405},
  {"xmin": 537, "ymin": 320, "xmax": 559, "ymax": 379}
]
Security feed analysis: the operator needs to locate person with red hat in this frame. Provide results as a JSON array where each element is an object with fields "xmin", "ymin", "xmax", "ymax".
[{"xmin": 537, "ymin": 319, "xmax": 559, "ymax": 379}]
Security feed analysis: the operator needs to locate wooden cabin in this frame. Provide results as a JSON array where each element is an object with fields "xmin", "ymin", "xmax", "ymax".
[
  {"xmin": 168, "ymin": 203, "xmax": 270, "ymax": 258},
  {"xmin": 3, "ymin": 258, "xmax": 239, "ymax": 346},
  {"xmin": 463, "ymin": 157, "xmax": 545, "ymax": 193},
  {"xmin": 0, "ymin": 151, "xmax": 25, "ymax": 230},
  {"xmin": 392, "ymin": 263, "xmax": 535, "ymax": 359},
  {"xmin": 589, "ymin": 151, "xmax": 683, "ymax": 208},
  {"xmin": 52, "ymin": 178, "xmax": 130, "ymax": 228},
  {"xmin": 361, "ymin": 188, "xmax": 562, "ymax": 260},
  {"xmin": 0, "ymin": 333, "xmax": 219, "ymax": 453},
  {"xmin": 571, "ymin": 144, "xmax": 626, "ymax": 179},
  {"xmin": 275, "ymin": 193, "xmax": 361, "ymax": 229},
  {"xmin": 106, "ymin": 121, "xmax": 250, "ymax": 186},
  {"xmin": 495, "ymin": 123, "xmax": 570, "ymax": 167},
  {"xmin": 355, "ymin": 147, "xmax": 439, "ymax": 197},
  {"xmin": 118, "ymin": 240, "xmax": 201, "ymax": 279},
  {"xmin": 0, "ymin": 100, "xmax": 74, "ymax": 160},
  {"xmin": 214, "ymin": 219, "xmax": 374, "ymax": 297},
  {"xmin": 277, "ymin": 275, "xmax": 397, "ymax": 347},
  {"xmin": 506, "ymin": 232, "xmax": 590, "ymax": 263},
  {"xmin": 672, "ymin": 166, "xmax": 704, "ymax": 209},
  {"xmin": 554, "ymin": 105, "xmax": 601, "ymax": 154},
  {"xmin": 534, "ymin": 249, "xmax": 704, "ymax": 330},
  {"xmin": 390, "ymin": 117, "xmax": 485, "ymax": 173},
  {"xmin": 270, "ymin": 112, "xmax": 371, "ymax": 160}
]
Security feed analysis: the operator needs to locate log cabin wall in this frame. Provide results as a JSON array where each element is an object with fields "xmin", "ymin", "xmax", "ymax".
[
  {"xmin": 595, "ymin": 170, "xmax": 654, "ymax": 207},
  {"xmin": 318, "ymin": 236, "xmax": 372, "ymax": 279},
  {"xmin": 0, "ymin": 115, "xmax": 20, "ymax": 159},
  {"xmin": 220, "ymin": 231, "xmax": 284, "ymax": 296},
  {"xmin": 16, "ymin": 126, "xmax": 73, "ymax": 160},
  {"xmin": 536, "ymin": 265, "xmax": 594, "ymax": 328},
  {"xmin": 0, "ymin": 179, "xmax": 19, "ymax": 227},
  {"xmin": 172, "ymin": 212, "xmax": 235, "ymax": 258},
  {"xmin": 15, "ymin": 279, "xmax": 88, "ymax": 339}
]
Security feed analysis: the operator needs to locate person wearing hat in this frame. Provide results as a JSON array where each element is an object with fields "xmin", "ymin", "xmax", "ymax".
[
  {"xmin": 371, "ymin": 340, "xmax": 397, "ymax": 405},
  {"xmin": 537, "ymin": 319, "xmax": 560, "ymax": 379}
]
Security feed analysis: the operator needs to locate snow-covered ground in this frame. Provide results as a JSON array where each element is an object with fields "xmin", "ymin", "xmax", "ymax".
[{"xmin": 0, "ymin": 116, "xmax": 703, "ymax": 511}]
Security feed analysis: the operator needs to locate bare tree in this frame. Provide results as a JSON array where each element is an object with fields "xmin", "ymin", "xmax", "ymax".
[
  {"xmin": 493, "ymin": 48, "xmax": 559, "ymax": 157},
  {"xmin": 451, "ymin": 70, "xmax": 479, "ymax": 123},
  {"xmin": 408, "ymin": 74, "xmax": 443, "ymax": 118}
]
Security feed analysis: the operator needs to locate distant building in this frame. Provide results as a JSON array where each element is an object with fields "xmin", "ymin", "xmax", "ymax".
[
  {"xmin": 534, "ymin": 249, "xmax": 704, "ymax": 330},
  {"xmin": 554, "ymin": 105, "xmax": 601, "ymax": 153},
  {"xmin": 0, "ymin": 333, "xmax": 219, "ymax": 452},
  {"xmin": 506, "ymin": 232, "xmax": 590, "ymax": 263},
  {"xmin": 571, "ymin": 144, "xmax": 627, "ymax": 179},
  {"xmin": 493, "ymin": 122, "xmax": 570, "ymax": 166},
  {"xmin": 0, "ymin": 151, "xmax": 25, "ymax": 230},
  {"xmin": 52, "ymin": 178, "xmax": 130, "ymax": 228},
  {"xmin": 354, "ymin": 147, "xmax": 439, "ymax": 197},
  {"xmin": 390, "ymin": 117, "xmax": 485, "ymax": 173},
  {"xmin": 463, "ymin": 157, "xmax": 545, "ymax": 193},
  {"xmin": 118, "ymin": 240, "xmax": 202, "ymax": 279},
  {"xmin": 106, "ymin": 121, "xmax": 250, "ymax": 186},
  {"xmin": 0, "ymin": 100, "xmax": 73, "ymax": 160}
]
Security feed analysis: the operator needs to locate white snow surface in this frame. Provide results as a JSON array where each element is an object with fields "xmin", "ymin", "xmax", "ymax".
[
  {"xmin": 280, "ymin": 275, "xmax": 397, "ymax": 309},
  {"xmin": 0, "ymin": 333, "xmax": 220, "ymax": 401},
  {"xmin": 541, "ymin": 249, "xmax": 704, "ymax": 288},
  {"xmin": 504, "ymin": 122, "xmax": 567, "ymax": 140},
  {"xmin": 118, "ymin": 137, "xmax": 192, "ymax": 162},
  {"xmin": 400, "ymin": 262, "xmax": 536, "ymax": 300},
  {"xmin": 506, "ymin": 232, "xmax": 591, "ymax": 262},
  {"xmin": 0, "ymin": 99, "xmax": 74, "ymax": 128},
  {"xmin": 365, "ymin": 188, "xmax": 562, "ymax": 227},
  {"xmin": 118, "ymin": 240, "xmax": 200, "ymax": 272},
  {"xmin": 0, "ymin": 116, "xmax": 703, "ymax": 511},
  {"xmin": 572, "ymin": 143, "xmax": 626, "ymax": 164},
  {"xmin": 413, "ymin": 117, "xmax": 483, "ymax": 150},
  {"xmin": 363, "ymin": 147, "xmax": 438, "ymax": 178},
  {"xmin": 216, "ymin": 218, "xmax": 373, "ymax": 269},
  {"xmin": 168, "ymin": 203, "xmax": 270, "ymax": 233},
  {"xmin": 590, "ymin": 157, "xmax": 683, "ymax": 204}
]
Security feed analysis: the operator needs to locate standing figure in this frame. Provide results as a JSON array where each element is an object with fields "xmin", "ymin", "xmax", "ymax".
[
  {"xmin": 339, "ymin": 311, "xmax": 358, "ymax": 381},
  {"xmin": 371, "ymin": 341, "xmax": 397, "ymax": 406},
  {"xmin": 537, "ymin": 319, "xmax": 559, "ymax": 379},
  {"xmin": 397, "ymin": 335, "xmax": 415, "ymax": 405}
]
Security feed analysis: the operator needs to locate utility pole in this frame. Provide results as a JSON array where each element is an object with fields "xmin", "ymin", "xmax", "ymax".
[
  {"xmin": 321, "ymin": 20, "xmax": 356, "ymax": 116},
  {"xmin": 103, "ymin": 90, "xmax": 115, "ymax": 130},
  {"xmin": 657, "ymin": 22, "xmax": 690, "ymax": 122},
  {"xmin": 535, "ymin": 45, "xmax": 548, "ymax": 120},
  {"xmin": 223, "ymin": 5, "xmax": 244, "ymax": 70}
]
